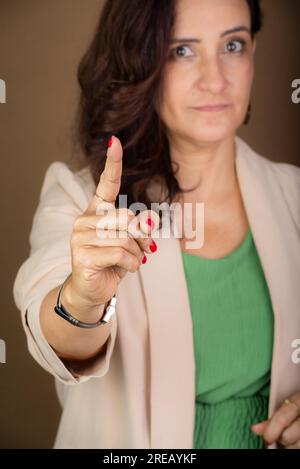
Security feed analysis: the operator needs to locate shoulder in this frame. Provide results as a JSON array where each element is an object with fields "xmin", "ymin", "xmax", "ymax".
[
  {"xmin": 267, "ymin": 160, "xmax": 300, "ymax": 228},
  {"xmin": 39, "ymin": 161, "xmax": 96, "ymax": 213},
  {"xmin": 236, "ymin": 136, "xmax": 300, "ymax": 226},
  {"xmin": 236, "ymin": 136, "xmax": 300, "ymax": 183},
  {"xmin": 267, "ymin": 159, "xmax": 300, "ymax": 186}
]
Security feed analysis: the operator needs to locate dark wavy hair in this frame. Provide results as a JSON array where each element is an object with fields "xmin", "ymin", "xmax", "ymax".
[{"xmin": 73, "ymin": 0, "xmax": 263, "ymax": 209}]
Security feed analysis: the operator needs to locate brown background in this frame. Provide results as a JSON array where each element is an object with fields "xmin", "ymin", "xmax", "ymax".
[{"xmin": 0, "ymin": 0, "xmax": 299, "ymax": 448}]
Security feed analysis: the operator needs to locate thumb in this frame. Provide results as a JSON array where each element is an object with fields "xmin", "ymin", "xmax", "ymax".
[{"xmin": 251, "ymin": 420, "xmax": 269, "ymax": 434}]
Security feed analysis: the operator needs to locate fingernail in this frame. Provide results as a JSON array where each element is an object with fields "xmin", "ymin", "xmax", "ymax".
[
  {"xmin": 146, "ymin": 218, "xmax": 155, "ymax": 229},
  {"xmin": 142, "ymin": 255, "xmax": 147, "ymax": 264},
  {"xmin": 150, "ymin": 240, "xmax": 157, "ymax": 253},
  {"xmin": 108, "ymin": 136, "xmax": 114, "ymax": 149}
]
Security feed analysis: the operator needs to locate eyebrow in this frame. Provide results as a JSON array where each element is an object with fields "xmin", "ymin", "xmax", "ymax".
[{"xmin": 169, "ymin": 26, "xmax": 251, "ymax": 44}]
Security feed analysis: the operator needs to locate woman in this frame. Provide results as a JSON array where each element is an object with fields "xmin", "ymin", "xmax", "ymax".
[{"xmin": 13, "ymin": 0, "xmax": 300, "ymax": 449}]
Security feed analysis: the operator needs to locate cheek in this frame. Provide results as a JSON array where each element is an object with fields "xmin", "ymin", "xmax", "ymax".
[
  {"xmin": 227, "ymin": 68, "xmax": 254, "ymax": 116},
  {"xmin": 226, "ymin": 59, "xmax": 254, "ymax": 93},
  {"xmin": 161, "ymin": 71, "xmax": 188, "ymax": 114},
  {"xmin": 165, "ymin": 68, "xmax": 189, "ymax": 97}
]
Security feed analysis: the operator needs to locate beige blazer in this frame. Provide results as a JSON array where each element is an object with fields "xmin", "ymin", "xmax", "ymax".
[{"xmin": 13, "ymin": 136, "xmax": 300, "ymax": 449}]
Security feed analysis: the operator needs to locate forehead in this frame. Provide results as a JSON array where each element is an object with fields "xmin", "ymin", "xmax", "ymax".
[{"xmin": 174, "ymin": 0, "xmax": 251, "ymax": 35}]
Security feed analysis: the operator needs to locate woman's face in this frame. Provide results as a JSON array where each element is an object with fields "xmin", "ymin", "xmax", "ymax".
[{"xmin": 158, "ymin": 0, "xmax": 256, "ymax": 145}]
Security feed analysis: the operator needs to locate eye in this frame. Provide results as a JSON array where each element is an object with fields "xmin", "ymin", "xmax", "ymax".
[
  {"xmin": 170, "ymin": 44, "xmax": 194, "ymax": 58},
  {"xmin": 224, "ymin": 39, "xmax": 246, "ymax": 53}
]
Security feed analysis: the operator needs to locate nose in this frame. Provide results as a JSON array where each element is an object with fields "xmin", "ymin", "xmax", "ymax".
[{"xmin": 197, "ymin": 54, "xmax": 227, "ymax": 95}]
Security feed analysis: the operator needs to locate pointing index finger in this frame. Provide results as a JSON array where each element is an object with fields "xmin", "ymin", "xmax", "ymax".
[{"xmin": 90, "ymin": 136, "xmax": 123, "ymax": 211}]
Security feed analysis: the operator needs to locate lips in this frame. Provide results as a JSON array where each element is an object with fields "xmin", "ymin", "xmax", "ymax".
[{"xmin": 192, "ymin": 104, "xmax": 231, "ymax": 112}]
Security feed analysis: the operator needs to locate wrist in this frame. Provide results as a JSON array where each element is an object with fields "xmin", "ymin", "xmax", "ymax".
[{"xmin": 63, "ymin": 277, "xmax": 106, "ymax": 323}]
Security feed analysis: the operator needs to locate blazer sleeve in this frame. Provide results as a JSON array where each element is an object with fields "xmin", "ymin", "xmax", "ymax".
[{"xmin": 12, "ymin": 161, "xmax": 118, "ymax": 385}]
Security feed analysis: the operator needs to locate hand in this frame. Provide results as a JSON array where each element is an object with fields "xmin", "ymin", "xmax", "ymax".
[
  {"xmin": 68, "ymin": 136, "xmax": 160, "ymax": 314},
  {"xmin": 251, "ymin": 392, "xmax": 300, "ymax": 449}
]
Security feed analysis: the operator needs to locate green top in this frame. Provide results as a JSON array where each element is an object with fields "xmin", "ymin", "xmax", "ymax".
[{"xmin": 181, "ymin": 228, "xmax": 274, "ymax": 449}]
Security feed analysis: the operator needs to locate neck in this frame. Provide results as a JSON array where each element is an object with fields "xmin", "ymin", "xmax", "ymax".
[{"xmin": 168, "ymin": 133, "xmax": 238, "ymax": 202}]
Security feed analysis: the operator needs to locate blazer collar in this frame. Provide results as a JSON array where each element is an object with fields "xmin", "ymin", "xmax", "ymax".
[{"xmin": 139, "ymin": 136, "xmax": 300, "ymax": 448}]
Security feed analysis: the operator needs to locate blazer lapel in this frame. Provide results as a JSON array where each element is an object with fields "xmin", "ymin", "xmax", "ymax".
[
  {"xmin": 139, "ymin": 136, "xmax": 300, "ymax": 449},
  {"xmin": 235, "ymin": 137, "xmax": 300, "ymax": 418},
  {"xmin": 139, "ymin": 228, "xmax": 196, "ymax": 448}
]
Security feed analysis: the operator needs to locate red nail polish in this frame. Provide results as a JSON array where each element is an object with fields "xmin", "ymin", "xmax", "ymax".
[
  {"xmin": 146, "ymin": 218, "xmax": 155, "ymax": 229},
  {"xmin": 108, "ymin": 136, "xmax": 113, "ymax": 148},
  {"xmin": 150, "ymin": 240, "xmax": 157, "ymax": 253},
  {"xmin": 142, "ymin": 255, "xmax": 147, "ymax": 264}
]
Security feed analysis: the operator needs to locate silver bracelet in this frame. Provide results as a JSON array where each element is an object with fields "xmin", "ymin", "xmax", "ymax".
[{"xmin": 54, "ymin": 273, "xmax": 117, "ymax": 328}]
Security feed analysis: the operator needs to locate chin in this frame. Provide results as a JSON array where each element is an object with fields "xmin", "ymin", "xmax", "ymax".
[{"xmin": 191, "ymin": 125, "xmax": 236, "ymax": 145}]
